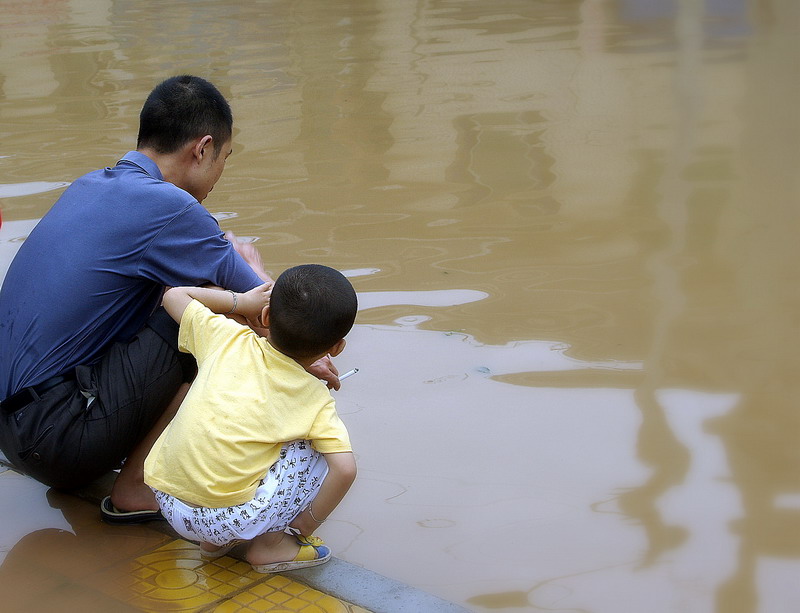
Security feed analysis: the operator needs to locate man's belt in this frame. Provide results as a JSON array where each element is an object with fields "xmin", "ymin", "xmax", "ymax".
[{"xmin": 0, "ymin": 374, "xmax": 72, "ymax": 414}]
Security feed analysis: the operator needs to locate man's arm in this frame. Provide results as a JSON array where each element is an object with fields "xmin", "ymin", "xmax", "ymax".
[
  {"xmin": 225, "ymin": 231, "xmax": 273, "ymax": 283},
  {"xmin": 139, "ymin": 206, "xmax": 267, "ymax": 293}
]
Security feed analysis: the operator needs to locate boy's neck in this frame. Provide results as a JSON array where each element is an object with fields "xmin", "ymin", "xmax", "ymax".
[{"xmin": 266, "ymin": 336, "xmax": 323, "ymax": 369}]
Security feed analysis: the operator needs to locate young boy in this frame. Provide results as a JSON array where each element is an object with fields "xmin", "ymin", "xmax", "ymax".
[{"xmin": 144, "ymin": 264, "xmax": 358, "ymax": 573}]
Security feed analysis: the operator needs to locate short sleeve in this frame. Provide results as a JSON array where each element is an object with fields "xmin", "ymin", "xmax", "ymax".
[
  {"xmin": 139, "ymin": 204, "xmax": 262, "ymax": 292},
  {"xmin": 309, "ymin": 400, "xmax": 352, "ymax": 454},
  {"xmin": 179, "ymin": 300, "xmax": 250, "ymax": 362}
]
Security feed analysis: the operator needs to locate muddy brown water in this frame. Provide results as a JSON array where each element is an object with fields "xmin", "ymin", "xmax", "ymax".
[{"xmin": 1, "ymin": 1, "xmax": 799, "ymax": 612}]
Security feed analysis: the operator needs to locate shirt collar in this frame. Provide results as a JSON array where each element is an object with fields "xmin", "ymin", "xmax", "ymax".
[{"xmin": 117, "ymin": 151, "xmax": 164, "ymax": 181}]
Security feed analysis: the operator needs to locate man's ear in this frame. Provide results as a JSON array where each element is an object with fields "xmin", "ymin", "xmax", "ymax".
[
  {"xmin": 192, "ymin": 135, "xmax": 214, "ymax": 161},
  {"xmin": 328, "ymin": 338, "xmax": 346, "ymax": 358}
]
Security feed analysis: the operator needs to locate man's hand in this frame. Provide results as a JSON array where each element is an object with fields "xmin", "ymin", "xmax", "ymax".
[
  {"xmin": 225, "ymin": 231, "xmax": 274, "ymax": 283},
  {"xmin": 307, "ymin": 355, "xmax": 340, "ymax": 390}
]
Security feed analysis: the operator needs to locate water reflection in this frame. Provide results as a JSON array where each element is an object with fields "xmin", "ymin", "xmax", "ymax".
[
  {"xmin": 0, "ymin": 472, "xmax": 70, "ymax": 566},
  {"xmin": 0, "ymin": 478, "xmax": 167, "ymax": 612},
  {"xmin": 0, "ymin": 0, "xmax": 799, "ymax": 611}
]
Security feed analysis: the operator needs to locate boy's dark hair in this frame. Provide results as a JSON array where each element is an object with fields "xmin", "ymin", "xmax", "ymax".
[
  {"xmin": 137, "ymin": 75, "xmax": 232, "ymax": 157},
  {"xmin": 269, "ymin": 265, "xmax": 358, "ymax": 359}
]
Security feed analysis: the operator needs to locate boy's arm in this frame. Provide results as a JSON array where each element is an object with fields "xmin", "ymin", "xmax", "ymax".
[
  {"xmin": 162, "ymin": 283, "xmax": 272, "ymax": 326},
  {"xmin": 290, "ymin": 451, "xmax": 356, "ymax": 536}
]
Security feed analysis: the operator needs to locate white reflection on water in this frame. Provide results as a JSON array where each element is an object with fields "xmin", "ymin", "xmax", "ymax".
[
  {"xmin": 758, "ymin": 558, "xmax": 800, "ymax": 613},
  {"xmin": 341, "ymin": 267, "xmax": 381, "ymax": 278},
  {"xmin": 210, "ymin": 211, "xmax": 239, "ymax": 222},
  {"xmin": 357, "ymin": 289, "xmax": 488, "ymax": 311},
  {"xmin": 0, "ymin": 219, "xmax": 38, "ymax": 289},
  {"xmin": 0, "ymin": 471, "xmax": 70, "ymax": 565},
  {"xmin": 0, "ymin": 182, "xmax": 69, "ymax": 198}
]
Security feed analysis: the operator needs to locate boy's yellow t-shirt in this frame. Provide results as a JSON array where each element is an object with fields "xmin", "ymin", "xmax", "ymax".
[{"xmin": 144, "ymin": 299, "xmax": 351, "ymax": 508}]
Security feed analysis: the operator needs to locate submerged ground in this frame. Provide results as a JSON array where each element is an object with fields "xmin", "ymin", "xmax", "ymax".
[{"xmin": 1, "ymin": 1, "xmax": 799, "ymax": 611}]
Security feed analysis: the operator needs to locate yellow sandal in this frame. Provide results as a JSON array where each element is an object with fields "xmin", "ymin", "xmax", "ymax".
[{"xmin": 251, "ymin": 536, "xmax": 331, "ymax": 573}]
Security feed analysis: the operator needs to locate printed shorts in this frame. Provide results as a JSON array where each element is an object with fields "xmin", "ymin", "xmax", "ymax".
[{"xmin": 154, "ymin": 440, "xmax": 328, "ymax": 546}]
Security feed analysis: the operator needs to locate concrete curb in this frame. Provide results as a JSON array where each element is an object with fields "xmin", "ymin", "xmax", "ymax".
[{"xmin": 288, "ymin": 558, "xmax": 470, "ymax": 613}]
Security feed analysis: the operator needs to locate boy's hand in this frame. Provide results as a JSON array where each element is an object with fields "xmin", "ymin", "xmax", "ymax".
[{"xmin": 239, "ymin": 282, "xmax": 273, "ymax": 328}]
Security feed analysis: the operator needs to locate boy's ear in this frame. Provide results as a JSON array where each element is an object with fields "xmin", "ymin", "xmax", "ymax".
[
  {"xmin": 260, "ymin": 305, "xmax": 270, "ymax": 328},
  {"xmin": 328, "ymin": 338, "xmax": 346, "ymax": 358}
]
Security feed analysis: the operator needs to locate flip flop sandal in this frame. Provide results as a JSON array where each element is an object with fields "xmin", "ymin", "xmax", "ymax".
[
  {"xmin": 100, "ymin": 496, "xmax": 164, "ymax": 524},
  {"xmin": 250, "ymin": 537, "xmax": 331, "ymax": 574}
]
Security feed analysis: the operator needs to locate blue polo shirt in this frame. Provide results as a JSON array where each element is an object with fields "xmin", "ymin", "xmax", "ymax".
[{"xmin": 0, "ymin": 151, "xmax": 263, "ymax": 400}]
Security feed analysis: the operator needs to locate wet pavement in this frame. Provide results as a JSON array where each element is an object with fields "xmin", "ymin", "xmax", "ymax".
[
  {"xmin": 0, "ymin": 461, "xmax": 468, "ymax": 612},
  {"xmin": 0, "ymin": 465, "xmax": 369, "ymax": 612}
]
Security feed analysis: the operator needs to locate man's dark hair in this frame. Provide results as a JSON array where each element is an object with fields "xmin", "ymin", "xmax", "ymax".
[
  {"xmin": 269, "ymin": 265, "xmax": 358, "ymax": 359},
  {"xmin": 137, "ymin": 75, "xmax": 232, "ymax": 156}
]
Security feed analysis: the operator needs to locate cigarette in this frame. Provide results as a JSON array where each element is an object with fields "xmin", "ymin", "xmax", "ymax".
[{"xmin": 339, "ymin": 368, "xmax": 359, "ymax": 381}]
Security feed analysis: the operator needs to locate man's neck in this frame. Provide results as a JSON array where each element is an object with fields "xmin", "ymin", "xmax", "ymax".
[{"xmin": 136, "ymin": 147, "xmax": 190, "ymax": 191}]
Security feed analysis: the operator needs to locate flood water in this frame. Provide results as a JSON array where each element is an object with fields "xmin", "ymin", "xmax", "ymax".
[{"xmin": 1, "ymin": 1, "xmax": 799, "ymax": 612}]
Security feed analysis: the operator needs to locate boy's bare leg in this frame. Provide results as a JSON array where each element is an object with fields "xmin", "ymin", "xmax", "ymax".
[
  {"xmin": 246, "ymin": 531, "xmax": 301, "ymax": 566},
  {"xmin": 109, "ymin": 383, "xmax": 190, "ymax": 511}
]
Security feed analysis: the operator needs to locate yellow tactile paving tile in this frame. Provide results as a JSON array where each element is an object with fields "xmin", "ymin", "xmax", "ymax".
[{"xmin": 92, "ymin": 538, "xmax": 370, "ymax": 612}]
